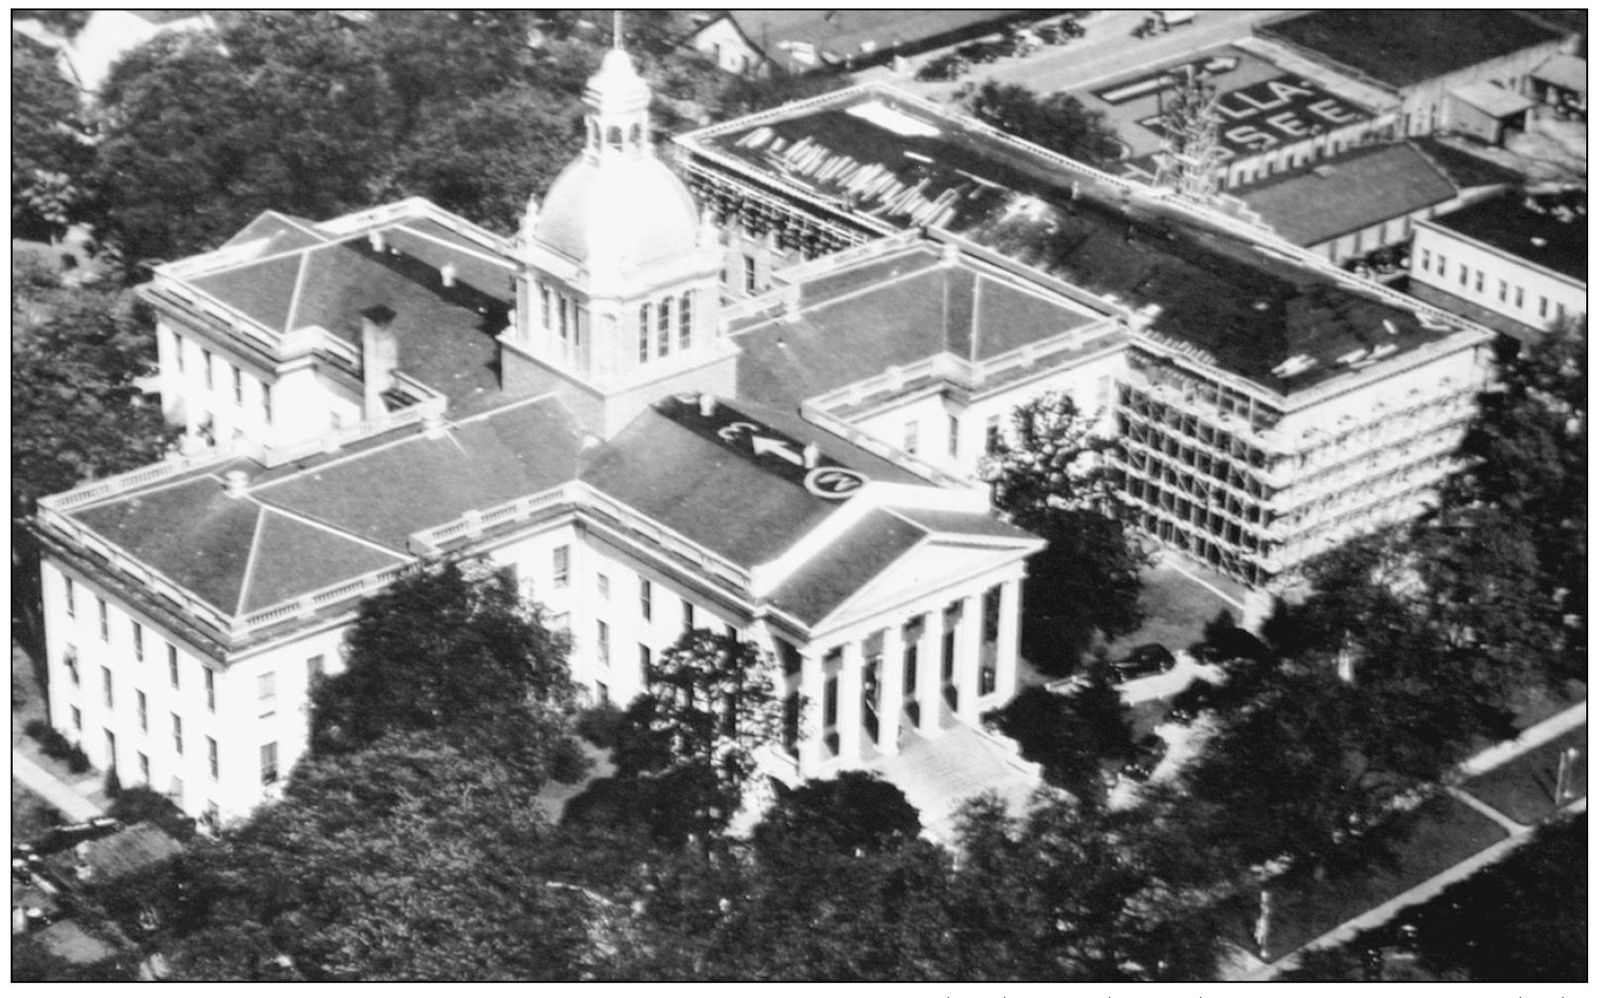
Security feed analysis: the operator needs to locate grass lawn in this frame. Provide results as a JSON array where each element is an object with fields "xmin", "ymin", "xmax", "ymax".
[
  {"xmin": 1104, "ymin": 556, "xmax": 1246, "ymax": 662},
  {"xmin": 11, "ymin": 781, "xmax": 65, "ymax": 845},
  {"xmin": 1462, "ymin": 726, "xmax": 1587, "ymax": 827},
  {"xmin": 1225, "ymin": 795, "xmax": 1508, "ymax": 962}
]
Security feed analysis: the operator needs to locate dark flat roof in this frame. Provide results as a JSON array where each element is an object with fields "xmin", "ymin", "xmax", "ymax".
[
  {"xmin": 1258, "ymin": 10, "xmax": 1564, "ymax": 89},
  {"xmin": 1426, "ymin": 190, "xmax": 1586, "ymax": 283},
  {"xmin": 691, "ymin": 88, "xmax": 1463, "ymax": 394}
]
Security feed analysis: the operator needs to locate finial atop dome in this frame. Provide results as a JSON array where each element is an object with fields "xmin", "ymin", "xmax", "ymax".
[
  {"xmin": 519, "ymin": 194, "xmax": 540, "ymax": 243},
  {"xmin": 613, "ymin": 9, "xmax": 623, "ymax": 49}
]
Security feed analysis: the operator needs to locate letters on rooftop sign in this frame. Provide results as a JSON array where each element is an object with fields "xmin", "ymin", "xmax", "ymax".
[
  {"xmin": 659, "ymin": 394, "xmax": 868, "ymax": 500},
  {"xmin": 1135, "ymin": 74, "xmax": 1370, "ymax": 157}
]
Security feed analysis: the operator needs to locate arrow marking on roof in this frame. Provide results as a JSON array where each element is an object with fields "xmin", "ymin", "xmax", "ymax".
[{"xmin": 752, "ymin": 436, "xmax": 803, "ymax": 465}]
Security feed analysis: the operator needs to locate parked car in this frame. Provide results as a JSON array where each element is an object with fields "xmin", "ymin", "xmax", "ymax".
[
  {"xmin": 1122, "ymin": 733, "xmax": 1167, "ymax": 782},
  {"xmin": 1164, "ymin": 677, "xmax": 1218, "ymax": 724},
  {"xmin": 1113, "ymin": 643, "xmax": 1176, "ymax": 682},
  {"xmin": 13, "ymin": 816, "xmax": 120, "ymax": 859}
]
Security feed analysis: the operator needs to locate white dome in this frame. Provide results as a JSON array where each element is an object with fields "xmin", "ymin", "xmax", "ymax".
[{"xmin": 532, "ymin": 153, "xmax": 701, "ymax": 273}]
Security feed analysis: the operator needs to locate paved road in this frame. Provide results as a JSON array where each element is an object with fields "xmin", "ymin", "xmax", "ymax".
[
  {"xmin": 13, "ymin": 750, "xmax": 105, "ymax": 823},
  {"xmin": 859, "ymin": 10, "xmax": 1295, "ymax": 102}
]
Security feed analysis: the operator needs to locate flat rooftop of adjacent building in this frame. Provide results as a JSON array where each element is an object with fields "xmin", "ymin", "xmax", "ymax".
[
  {"xmin": 1234, "ymin": 142, "xmax": 1456, "ymax": 247},
  {"xmin": 1068, "ymin": 44, "xmax": 1378, "ymax": 180},
  {"xmin": 1425, "ymin": 189, "xmax": 1586, "ymax": 283},
  {"xmin": 1257, "ymin": 10, "xmax": 1566, "ymax": 89},
  {"xmin": 714, "ymin": 10, "xmax": 1021, "ymax": 71},
  {"xmin": 686, "ymin": 86, "xmax": 1467, "ymax": 396}
]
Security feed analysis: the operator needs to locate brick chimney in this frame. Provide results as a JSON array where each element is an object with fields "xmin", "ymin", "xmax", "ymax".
[{"xmin": 361, "ymin": 305, "xmax": 399, "ymax": 421}]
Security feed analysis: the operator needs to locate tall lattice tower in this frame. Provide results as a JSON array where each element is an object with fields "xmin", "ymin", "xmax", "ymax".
[{"xmin": 1153, "ymin": 68, "xmax": 1229, "ymax": 202}]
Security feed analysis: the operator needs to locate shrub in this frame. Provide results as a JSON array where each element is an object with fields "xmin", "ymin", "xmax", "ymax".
[
  {"xmin": 39, "ymin": 726, "xmax": 73, "ymax": 760},
  {"xmin": 24, "ymin": 718, "xmax": 50, "ymax": 740},
  {"xmin": 66, "ymin": 743, "xmax": 91, "ymax": 774},
  {"xmin": 108, "ymin": 786, "xmax": 195, "ymax": 842},
  {"xmin": 575, "ymin": 701, "xmax": 625, "ymax": 749}
]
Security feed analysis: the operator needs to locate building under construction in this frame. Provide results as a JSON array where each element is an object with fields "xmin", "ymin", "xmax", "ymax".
[{"xmin": 676, "ymin": 83, "xmax": 1496, "ymax": 590}]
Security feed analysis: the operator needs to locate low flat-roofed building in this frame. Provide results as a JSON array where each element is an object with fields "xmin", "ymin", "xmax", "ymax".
[
  {"xmin": 684, "ymin": 9, "xmax": 1024, "ymax": 77},
  {"xmin": 1407, "ymin": 188, "xmax": 1586, "ymax": 340},
  {"xmin": 677, "ymin": 83, "xmax": 1496, "ymax": 588},
  {"xmin": 1530, "ymin": 53, "xmax": 1586, "ymax": 119},
  {"xmin": 1231, "ymin": 140, "xmax": 1500, "ymax": 264},
  {"xmin": 1255, "ymin": 10, "xmax": 1574, "ymax": 138}
]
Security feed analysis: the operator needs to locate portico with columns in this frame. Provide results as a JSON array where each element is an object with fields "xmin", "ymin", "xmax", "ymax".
[{"xmin": 779, "ymin": 559, "xmax": 1028, "ymax": 781}]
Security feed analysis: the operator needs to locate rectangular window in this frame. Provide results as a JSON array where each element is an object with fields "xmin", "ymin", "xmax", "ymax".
[
  {"xmin": 65, "ymin": 644, "xmax": 79, "ymax": 686},
  {"xmin": 824, "ymin": 674, "xmax": 839, "ymax": 729},
  {"xmin": 232, "ymin": 366, "xmax": 244, "ymax": 404},
  {"xmin": 65, "ymin": 576, "xmax": 75, "ymax": 618},
  {"xmin": 1474, "ymin": 270, "xmax": 1484, "ymax": 293},
  {"xmin": 948, "ymin": 415, "xmax": 960, "ymax": 458},
  {"xmin": 725, "ymin": 624, "xmax": 737, "ymax": 642},
  {"xmin": 552, "ymin": 545, "xmax": 570, "ymax": 589},
  {"xmin": 1419, "ymin": 248, "xmax": 1430, "ymax": 271},
  {"xmin": 102, "ymin": 666, "xmax": 113, "ymax": 709},
  {"xmin": 132, "ymin": 622, "xmax": 144, "ymax": 662},
  {"xmin": 639, "ymin": 304, "xmax": 651, "ymax": 363},
  {"xmin": 168, "ymin": 644, "xmax": 179, "ymax": 689},
  {"xmin": 558, "ymin": 293, "xmax": 569, "ymax": 342},
  {"xmin": 137, "ymin": 690, "xmax": 148, "ymax": 732},
  {"xmin": 71, "ymin": 706, "xmax": 82, "ymax": 731},
  {"xmin": 639, "ymin": 578, "xmax": 652, "ymax": 621},
  {"xmin": 903, "ymin": 421, "xmax": 918, "ymax": 455},
  {"xmin": 208, "ymin": 737, "xmax": 219, "ymax": 780},
  {"xmin": 597, "ymin": 573, "xmax": 610, "ymax": 600},
  {"xmin": 98, "ymin": 598, "xmax": 109, "ymax": 641},
  {"xmin": 597, "ymin": 621, "xmax": 610, "ymax": 666},
  {"xmin": 262, "ymin": 384, "xmax": 273, "ymax": 426},
  {"xmin": 1436, "ymin": 255, "xmax": 1446, "ymax": 277},
  {"xmin": 258, "ymin": 671, "xmax": 276, "ymax": 717},
  {"xmin": 596, "ymin": 681, "xmax": 609, "ymax": 704},
  {"xmin": 682, "ymin": 599, "xmax": 694, "ymax": 634},
  {"xmin": 985, "ymin": 416, "xmax": 1002, "ymax": 453},
  {"xmin": 1497, "ymin": 280, "xmax": 1507, "ymax": 302},
  {"xmin": 1513, "ymin": 286, "xmax": 1524, "ymax": 309},
  {"xmin": 1555, "ymin": 303, "xmax": 1566, "ymax": 322},
  {"xmin": 640, "ymin": 644, "xmax": 653, "ymax": 684},
  {"xmin": 172, "ymin": 331, "xmax": 184, "ymax": 372},
  {"xmin": 104, "ymin": 730, "xmax": 116, "ymax": 772},
  {"xmin": 657, "ymin": 298, "xmax": 671, "ymax": 357},
  {"xmin": 541, "ymin": 284, "xmax": 552, "ymax": 330},
  {"xmin": 202, "ymin": 349, "xmax": 214, "ymax": 391},
  {"xmin": 678, "ymin": 292, "xmax": 693, "ymax": 350},
  {"xmin": 1459, "ymin": 264, "xmax": 1469, "ymax": 287},
  {"xmin": 204, "ymin": 668, "xmax": 215, "ymax": 712},
  {"xmin": 1540, "ymin": 296, "xmax": 1550, "ymax": 318},
  {"xmin": 260, "ymin": 742, "xmax": 278, "ymax": 785},
  {"xmin": 172, "ymin": 713, "xmax": 184, "ymax": 756},
  {"xmin": 743, "ymin": 255, "xmax": 757, "ymax": 295},
  {"xmin": 139, "ymin": 752, "xmax": 150, "ymax": 786}
]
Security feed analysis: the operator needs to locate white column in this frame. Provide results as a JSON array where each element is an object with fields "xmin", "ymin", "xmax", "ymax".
[
  {"xmin": 837, "ymin": 638, "xmax": 864, "ymax": 763},
  {"xmin": 995, "ymin": 577, "xmax": 1023, "ymax": 703},
  {"xmin": 799, "ymin": 652, "xmax": 826, "ymax": 779},
  {"xmin": 877, "ymin": 624, "xmax": 902, "ymax": 756},
  {"xmin": 916, "ymin": 608, "xmax": 943, "ymax": 736},
  {"xmin": 954, "ymin": 594, "xmax": 983, "ymax": 725}
]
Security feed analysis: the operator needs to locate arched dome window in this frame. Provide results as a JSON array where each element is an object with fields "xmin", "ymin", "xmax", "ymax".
[
  {"xmin": 629, "ymin": 123, "xmax": 642, "ymax": 147},
  {"xmin": 607, "ymin": 125, "xmax": 624, "ymax": 151},
  {"xmin": 638, "ymin": 304, "xmax": 652, "ymax": 363}
]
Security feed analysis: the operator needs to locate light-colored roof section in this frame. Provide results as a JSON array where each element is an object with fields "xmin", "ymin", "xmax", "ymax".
[
  {"xmin": 1236, "ymin": 143, "xmax": 1458, "ymax": 247},
  {"xmin": 720, "ymin": 10, "xmax": 1019, "ymax": 71},
  {"xmin": 1532, "ymin": 53, "xmax": 1586, "ymax": 92},
  {"xmin": 1451, "ymin": 82, "xmax": 1537, "ymax": 118}
]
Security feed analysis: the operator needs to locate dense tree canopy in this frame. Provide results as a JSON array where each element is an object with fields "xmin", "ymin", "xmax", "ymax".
[
  {"xmin": 982, "ymin": 391, "xmax": 1147, "ymax": 673},
  {"xmin": 956, "ymin": 79, "xmax": 1121, "ymax": 167},
  {"xmin": 12, "ymin": 31, "xmax": 94, "ymax": 241},
  {"xmin": 11, "ymin": 257, "xmax": 178, "ymax": 514},
  {"xmin": 310, "ymin": 561, "xmax": 580, "ymax": 771}
]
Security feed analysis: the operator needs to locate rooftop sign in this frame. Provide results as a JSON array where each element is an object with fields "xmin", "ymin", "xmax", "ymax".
[
  {"xmin": 659, "ymin": 394, "xmax": 867, "ymax": 500},
  {"xmin": 1135, "ymin": 74, "xmax": 1373, "ymax": 157}
]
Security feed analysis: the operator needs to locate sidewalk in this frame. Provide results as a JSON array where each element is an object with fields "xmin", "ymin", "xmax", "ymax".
[
  {"xmin": 1224, "ymin": 703, "xmax": 1588, "ymax": 981},
  {"xmin": 13, "ymin": 749, "xmax": 104, "ymax": 823}
]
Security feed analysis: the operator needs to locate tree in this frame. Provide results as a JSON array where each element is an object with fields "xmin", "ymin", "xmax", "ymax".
[
  {"xmin": 956, "ymin": 79, "xmax": 1120, "ymax": 168},
  {"xmin": 12, "ymin": 31, "xmax": 94, "ymax": 241},
  {"xmin": 982, "ymin": 392, "xmax": 1147, "ymax": 674},
  {"xmin": 11, "ymin": 259, "xmax": 178, "ymax": 513},
  {"xmin": 104, "ymin": 733, "xmax": 616, "ymax": 981},
  {"xmin": 751, "ymin": 771, "xmax": 924, "ymax": 859},
  {"xmin": 616, "ymin": 629, "xmax": 783, "ymax": 839},
  {"xmin": 310, "ymin": 561, "xmax": 580, "ymax": 771},
  {"xmin": 985, "ymin": 673, "xmax": 1130, "ymax": 805},
  {"xmin": 1440, "ymin": 320, "xmax": 1586, "ymax": 678}
]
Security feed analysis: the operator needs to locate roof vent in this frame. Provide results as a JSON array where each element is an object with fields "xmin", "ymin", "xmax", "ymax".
[
  {"xmin": 802, "ymin": 442, "xmax": 821, "ymax": 469},
  {"xmin": 1532, "ymin": 236, "xmax": 1549, "ymax": 247},
  {"xmin": 368, "ymin": 230, "xmax": 386, "ymax": 252},
  {"xmin": 1253, "ymin": 300, "xmax": 1270, "ymax": 311},
  {"xmin": 440, "ymin": 263, "xmax": 457, "ymax": 287},
  {"xmin": 698, "ymin": 393, "xmax": 716, "ymax": 417},
  {"xmin": 223, "ymin": 470, "xmax": 250, "ymax": 498},
  {"xmin": 1382, "ymin": 318, "xmax": 1399, "ymax": 336}
]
